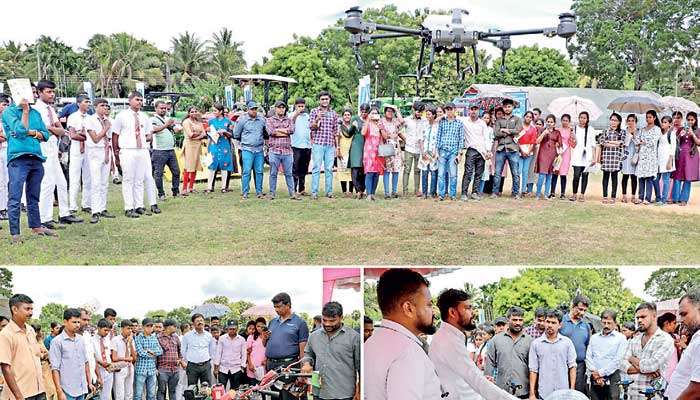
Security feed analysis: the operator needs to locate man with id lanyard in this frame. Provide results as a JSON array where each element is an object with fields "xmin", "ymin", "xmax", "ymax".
[
  {"xmin": 150, "ymin": 101, "xmax": 181, "ymax": 200},
  {"xmin": 66, "ymin": 95, "xmax": 93, "ymax": 215},
  {"xmin": 85, "ymin": 99, "xmax": 116, "ymax": 224}
]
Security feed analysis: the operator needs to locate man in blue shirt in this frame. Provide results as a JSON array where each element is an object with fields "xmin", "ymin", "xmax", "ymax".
[
  {"xmin": 134, "ymin": 318, "xmax": 163, "ymax": 400},
  {"xmin": 49, "ymin": 308, "xmax": 94, "ymax": 400},
  {"xmin": 585, "ymin": 309, "xmax": 626, "ymax": 400},
  {"xmin": 560, "ymin": 294, "xmax": 593, "ymax": 396},
  {"xmin": 233, "ymin": 102, "xmax": 267, "ymax": 199},
  {"xmin": 435, "ymin": 103, "xmax": 465, "ymax": 201},
  {"xmin": 290, "ymin": 98, "xmax": 311, "ymax": 196},
  {"xmin": 1, "ymin": 90, "xmax": 56, "ymax": 244}
]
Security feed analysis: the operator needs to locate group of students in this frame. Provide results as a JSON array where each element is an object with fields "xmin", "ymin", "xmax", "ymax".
[{"xmin": 364, "ymin": 268, "xmax": 700, "ymax": 400}]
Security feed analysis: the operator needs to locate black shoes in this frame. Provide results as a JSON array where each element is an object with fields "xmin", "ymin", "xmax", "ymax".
[
  {"xmin": 42, "ymin": 221, "xmax": 65, "ymax": 230},
  {"xmin": 125, "ymin": 209, "xmax": 140, "ymax": 218},
  {"xmin": 100, "ymin": 210, "xmax": 116, "ymax": 218},
  {"xmin": 0, "ymin": 210, "xmax": 7, "ymax": 220},
  {"xmin": 59, "ymin": 215, "xmax": 84, "ymax": 224},
  {"xmin": 90, "ymin": 214, "xmax": 100, "ymax": 224},
  {"xmin": 151, "ymin": 205, "xmax": 162, "ymax": 214},
  {"xmin": 82, "ymin": 207, "xmax": 92, "ymax": 214}
]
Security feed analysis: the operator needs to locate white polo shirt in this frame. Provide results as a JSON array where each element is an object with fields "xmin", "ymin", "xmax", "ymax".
[
  {"xmin": 85, "ymin": 114, "xmax": 113, "ymax": 149},
  {"xmin": 667, "ymin": 331, "xmax": 700, "ymax": 400},
  {"xmin": 112, "ymin": 109, "xmax": 152, "ymax": 150},
  {"xmin": 92, "ymin": 334, "xmax": 113, "ymax": 365},
  {"xmin": 33, "ymin": 99, "xmax": 60, "ymax": 157},
  {"xmin": 67, "ymin": 111, "xmax": 91, "ymax": 156}
]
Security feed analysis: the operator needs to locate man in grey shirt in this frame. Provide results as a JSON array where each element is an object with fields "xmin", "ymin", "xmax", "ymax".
[
  {"xmin": 49, "ymin": 308, "xmax": 95, "ymax": 400},
  {"xmin": 485, "ymin": 306, "xmax": 533, "ymax": 398},
  {"xmin": 492, "ymin": 99, "xmax": 524, "ymax": 199},
  {"xmin": 301, "ymin": 302, "xmax": 360, "ymax": 400},
  {"xmin": 528, "ymin": 309, "xmax": 577, "ymax": 400}
]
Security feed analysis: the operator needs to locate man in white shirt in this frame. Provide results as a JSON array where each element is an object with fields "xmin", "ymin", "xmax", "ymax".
[
  {"xmin": 403, "ymin": 102, "xmax": 427, "ymax": 197},
  {"xmin": 181, "ymin": 314, "xmax": 215, "ymax": 386},
  {"xmin": 111, "ymin": 320, "xmax": 136, "ymax": 400},
  {"xmin": 585, "ymin": 310, "xmax": 627, "ymax": 400},
  {"xmin": 85, "ymin": 99, "xmax": 116, "ymax": 224},
  {"xmin": 33, "ymin": 80, "xmax": 82, "ymax": 228},
  {"xmin": 66, "ymin": 95, "xmax": 93, "ymax": 215},
  {"xmin": 213, "ymin": 321, "xmax": 246, "ymax": 390},
  {"xmin": 364, "ymin": 268, "xmax": 443, "ymax": 400},
  {"xmin": 667, "ymin": 290, "xmax": 700, "ymax": 400},
  {"xmin": 112, "ymin": 92, "xmax": 154, "ymax": 218},
  {"xmin": 79, "ymin": 308, "xmax": 99, "ymax": 387},
  {"xmin": 461, "ymin": 105, "xmax": 492, "ymax": 201},
  {"xmin": 93, "ymin": 319, "xmax": 114, "ymax": 400},
  {"xmin": 430, "ymin": 289, "xmax": 517, "ymax": 400}
]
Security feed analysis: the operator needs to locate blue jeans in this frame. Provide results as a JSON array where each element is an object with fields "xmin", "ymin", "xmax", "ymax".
[
  {"xmin": 311, "ymin": 144, "xmax": 335, "ymax": 195},
  {"xmin": 493, "ymin": 150, "xmax": 521, "ymax": 196},
  {"xmin": 672, "ymin": 180, "xmax": 692, "ymax": 203},
  {"xmin": 8, "ymin": 156, "xmax": 44, "ymax": 235},
  {"xmin": 268, "ymin": 152, "xmax": 294, "ymax": 196},
  {"xmin": 657, "ymin": 172, "xmax": 672, "ymax": 203},
  {"xmin": 64, "ymin": 394, "xmax": 85, "ymax": 400},
  {"xmin": 383, "ymin": 171, "xmax": 399, "ymax": 196},
  {"xmin": 518, "ymin": 155, "xmax": 533, "ymax": 194},
  {"xmin": 421, "ymin": 169, "xmax": 438, "ymax": 196},
  {"xmin": 536, "ymin": 173, "xmax": 553, "ymax": 198},
  {"xmin": 638, "ymin": 176, "xmax": 655, "ymax": 202},
  {"xmin": 364, "ymin": 172, "xmax": 380, "ymax": 195},
  {"xmin": 437, "ymin": 149, "xmax": 459, "ymax": 198},
  {"xmin": 135, "ymin": 373, "xmax": 157, "ymax": 400},
  {"xmin": 241, "ymin": 150, "xmax": 264, "ymax": 196}
]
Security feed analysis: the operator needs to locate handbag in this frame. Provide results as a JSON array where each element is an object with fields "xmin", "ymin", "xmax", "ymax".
[
  {"xmin": 378, "ymin": 143, "xmax": 395, "ymax": 157},
  {"xmin": 631, "ymin": 152, "xmax": 639, "ymax": 166},
  {"xmin": 552, "ymin": 154, "xmax": 563, "ymax": 173}
]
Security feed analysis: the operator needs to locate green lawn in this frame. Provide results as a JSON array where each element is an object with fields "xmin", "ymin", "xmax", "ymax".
[{"xmin": 1, "ymin": 174, "xmax": 699, "ymax": 265}]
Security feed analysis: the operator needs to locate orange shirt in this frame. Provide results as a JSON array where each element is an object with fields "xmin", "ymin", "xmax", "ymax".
[{"xmin": 0, "ymin": 320, "xmax": 45, "ymax": 400}]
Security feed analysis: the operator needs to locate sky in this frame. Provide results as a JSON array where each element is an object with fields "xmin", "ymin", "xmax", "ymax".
[
  {"xmin": 10, "ymin": 267, "xmax": 362, "ymax": 318},
  {"xmin": 6, "ymin": 0, "xmax": 574, "ymax": 67}
]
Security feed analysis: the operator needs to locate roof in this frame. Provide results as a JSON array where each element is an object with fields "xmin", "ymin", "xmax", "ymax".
[
  {"xmin": 463, "ymin": 84, "xmax": 663, "ymax": 129},
  {"xmin": 229, "ymin": 74, "xmax": 297, "ymax": 84}
]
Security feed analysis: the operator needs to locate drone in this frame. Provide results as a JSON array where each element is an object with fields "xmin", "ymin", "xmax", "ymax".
[{"xmin": 344, "ymin": 7, "xmax": 577, "ymax": 80}]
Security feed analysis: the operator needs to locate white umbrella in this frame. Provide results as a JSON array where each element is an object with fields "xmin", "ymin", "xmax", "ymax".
[
  {"xmin": 548, "ymin": 96, "xmax": 602, "ymax": 120},
  {"xmin": 661, "ymin": 96, "xmax": 700, "ymax": 113},
  {"xmin": 607, "ymin": 96, "xmax": 665, "ymax": 113}
]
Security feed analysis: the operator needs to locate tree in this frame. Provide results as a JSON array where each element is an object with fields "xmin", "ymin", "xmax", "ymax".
[
  {"xmin": 0, "ymin": 268, "xmax": 12, "ymax": 298},
  {"xmin": 171, "ymin": 31, "xmax": 208, "ymax": 85},
  {"xmin": 38, "ymin": 303, "xmax": 68, "ymax": 332},
  {"xmin": 364, "ymin": 281, "xmax": 381, "ymax": 322},
  {"xmin": 209, "ymin": 28, "xmax": 247, "ymax": 81},
  {"xmin": 477, "ymin": 45, "xmax": 579, "ymax": 88},
  {"xmin": 203, "ymin": 296, "xmax": 231, "ymax": 305},
  {"xmin": 166, "ymin": 307, "xmax": 193, "ymax": 324},
  {"xmin": 645, "ymin": 269, "xmax": 700, "ymax": 300}
]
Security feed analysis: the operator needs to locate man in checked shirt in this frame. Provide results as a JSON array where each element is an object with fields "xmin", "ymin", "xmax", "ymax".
[
  {"xmin": 309, "ymin": 91, "xmax": 340, "ymax": 200},
  {"xmin": 157, "ymin": 319, "xmax": 182, "ymax": 400},
  {"xmin": 134, "ymin": 318, "xmax": 163, "ymax": 400}
]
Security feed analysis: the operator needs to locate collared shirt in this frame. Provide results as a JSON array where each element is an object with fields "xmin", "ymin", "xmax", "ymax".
[
  {"xmin": 181, "ymin": 330, "xmax": 214, "ymax": 363},
  {"xmin": 213, "ymin": 334, "xmax": 246, "ymax": 374},
  {"xmin": 525, "ymin": 325, "xmax": 545, "ymax": 339},
  {"xmin": 620, "ymin": 327, "xmax": 675, "ymax": 400},
  {"xmin": 0, "ymin": 320, "xmax": 45, "ymax": 400},
  {"xmin": 528, "ymin": 334, "xmax": 577, "ymax": 399},
  {"xmin": 290, "ymin": 112, "xmax": 311, "ymax": 149},
  {"xmin": 156, "ymin": 333, "xmax": 181, "ymax": 372},
  {"xmin": 266, "ymin": 115, "xmax": 295, "ymax": 155},
  {"xmin": 303, "ymin": 325, "xmax": 360, "ymax": 400},
  {"xmin": 49, "ymin": 331, "xmax": 88, "ymax": 397},
  {"xmin": 493, "ymin": 114, "xmax": 523, "ymax": 152},
  {"xmin": 110, "ymin": 334, "xmax": 134, "ymax": 368},
  {"xmin": 585, "ymin": 330, "xmax": 626, "ymax": 379},
  {"xmin": 571, "ymin": 125, "xmax": 598, "ymax": 167},
  {"xmin": 560, "ymin": 314, "xmax": 591, "ymax": 363},
  {"xmin": 150, "ymin": 115, "xmax": 176, "ymax": 151},
  {"xmin": 667, "ymin": 330, "xmax": 700, "ymax": 400},
  {"xmin": 430, "ymin": 322, "xmax": 517, "ymax": 400},
  {"xmin": 80, "ymin": 332, "xmax": 96, "ymax": 384},
  {"xmin": 92, "ymin": 334, "xmax": 112, "ymax": 367},
  {"xmin": 232, "ymin": 114, "xmax": 266, "ymax": 153},
  {"xmin": 309, "ymin": 108, "xmax": 339, "ymax": 147},
  {"xmin": 404, "ymin": 116, "xmax": 427, "ymax": 154},
  {"xmin": 85, "ymin": 114, "xmax": 113, "ymax": 149},
  {"xmin": 33, "ymin": 99, "xmax": 60, "ymax": 157},
  {"xmin": 134, "ymin": 333, "xmax": 163, "ymax": 377},
  {"xmin": 66, "ymin": 111, "xmax": 90, "ymax": 155},
  {"xmin": 1, "ymin": 104, "xmax": 50, "ymax": 162},
  {"xmin": 365, "ymin": 319, "xmax": 442, "ymax": 400},
  {"xmin": 436, "ymin": 118, "xmax": 465, "ymax": 153},
  {"xmin": 483, "ymin": 331, "xmax": 533, "ymax": 397},
  {"xmin": 463, "ymin": 117, "xmax": 491, "ymax": 155},
  {"xmin": 111, "ymin": 109, "xmax": 152, "ymax": 150},
  {"xmin": 266, "ymin": 313, "xmax": 309, "ymax": 359}
]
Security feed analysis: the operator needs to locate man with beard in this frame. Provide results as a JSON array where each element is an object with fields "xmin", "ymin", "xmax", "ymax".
[
  {"xmin": 620, "ymin": 303, "xmax": 674, "ymax": 400},
  {"xmin": 301, "ymin": 302, "xmax": 360, "ymax": 400},
  {"xmin": 213, "ymin": 321, "xmax": 245, "ymax": 391},
  {"xmin": 560, "ymin": 294, "xmax": 593, "ymax": 395},
  {"xmin": 666, "ymin": 290, "xmax": 700, "ymax": 400},
  {"xmin": 528, "ymin": 309, "xmax": 577, "ymax": 400},
  {"xmin": 430, "ymin": 289, "xmax": 518, "ymax": 400},
  {"xmin": 364, "ymin": 268, "xmax": 442, "ymax": 400},
  {"xmin": 363, "ymin": 316, "xmax": 374, "ymax": 342},
  {"xmin": 49, "ymin": 308, "xmax": 94, "ymax": 400},
  {"xmin": 484, "ymin": 306, "xmax": 533, "ymax": 399},
  {"xmin": 525, "ymin": 308, "xmax": 546, "ymax": 339},
  {"xmin": 584, "ymin": 310, "xmax": 626, "ymax": 400}
]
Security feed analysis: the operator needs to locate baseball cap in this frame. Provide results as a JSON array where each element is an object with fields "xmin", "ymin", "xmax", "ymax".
[
  {"xmin": 142, "ymin": 318, "xmax": 154, "ymax": 326},
  {"xmin": 494, "ymin": 317, "xmax": 508, "ymax": 326},
  {"xmin": 247, "ymin": 101, "xmax": 259, "ymax": 110}
]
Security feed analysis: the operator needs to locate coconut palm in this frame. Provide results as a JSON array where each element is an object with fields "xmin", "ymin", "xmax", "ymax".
[{"xmin": 171, "ymin": 31, "xmax": 208, "ymax": 85}]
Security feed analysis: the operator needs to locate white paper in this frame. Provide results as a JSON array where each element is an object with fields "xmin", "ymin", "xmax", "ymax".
[{"xmin": 7, "ymin": 78, "xmax": 34, "ymax": 104}]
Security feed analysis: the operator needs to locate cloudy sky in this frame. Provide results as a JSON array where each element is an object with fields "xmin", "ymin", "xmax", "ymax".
[
  {"xmin": 7, "ymin": 0, "xmax": 574, "ymax": 66},
  {"xmin": 10, "ymin": 267, "xmax": 362, "ymax": 318}
]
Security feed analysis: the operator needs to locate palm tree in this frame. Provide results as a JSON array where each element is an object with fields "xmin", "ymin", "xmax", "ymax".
[
  {"xmin": 208, "ymin": 28, "xmax": 247, "ymax": 80},
  {"xmin": 171, "ymin": 31, "xmax": 208, "ymax": 85}
]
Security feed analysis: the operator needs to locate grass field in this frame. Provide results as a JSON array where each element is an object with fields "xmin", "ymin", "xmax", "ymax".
[{"xmin": 1, "ymin": 173, "xmax": 699, "ymax": 265}]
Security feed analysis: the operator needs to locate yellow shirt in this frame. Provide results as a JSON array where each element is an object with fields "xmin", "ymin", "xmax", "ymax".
[{"xmin": 0, "ymin": 320, "xmax": 45, "ymax": 400}]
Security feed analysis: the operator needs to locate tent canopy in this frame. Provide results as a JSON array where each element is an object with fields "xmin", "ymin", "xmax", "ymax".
[
  {"xmin": 241, "ymin": 304, "xmax": 276, "ymax": 318},
  {"xmin": 364, "ymin": 268, "xmax": 455, "ymax": 280}
]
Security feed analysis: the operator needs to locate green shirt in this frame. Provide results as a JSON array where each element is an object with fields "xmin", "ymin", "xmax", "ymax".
[
  {"xmin": 348, "ymin": 116, "xmax": 365, "ymax": 168},
  {"xmin": 150, "ymin": 115, "xmax": 176, "ymax": 151}
]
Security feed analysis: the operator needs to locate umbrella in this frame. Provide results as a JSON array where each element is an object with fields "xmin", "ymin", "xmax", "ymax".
[
  {"xmin": 607, "ymin": 96, "xmax": 665, "ymax": 113},
  {"xmin": 545, "ymin": 390, "xmax": 588, "ymax": 400},
  {"xmin": 467, "ymin": 90, "xmax": 520, "ymax": 110},
  {"xmin": 661, "ymin": 96, "xmax": 700, "ymax": 113},
  {"xmin": 547, "ymin": 96, "xmax": 602, "ymax": 121},
  {"xmin": 190, "ymin": 303, "xmax": 231, "ymax": 318},
  {"xmin": 241, "ymin": 304, "xmax": 276, "ymax": 318}
]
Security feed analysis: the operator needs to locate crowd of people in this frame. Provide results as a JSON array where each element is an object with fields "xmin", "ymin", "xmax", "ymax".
[
  {"xmin": 2, "ymin": 79, "xmax": 700, "ymax": 243},
  {"xmin": 0, "ymin": 292, "xmax": 360, "ymax": 400},
  {"xmin": 364, "ymin": 268, "xmax": 700, "ymax": 400}
]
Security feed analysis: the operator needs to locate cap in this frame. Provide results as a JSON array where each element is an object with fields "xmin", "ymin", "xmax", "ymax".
[
  {"xmin": 247, "ymin": 101, "xmax": 259, "ymax": 110},
  {"xmin": 444, "ymin": 102, "xmax": 456, "ymax": 109},
  {"xmin": 142, "ymin": 318, "xmax": 154, "ymax": 326},
  {"xmin": 226, "ymin": 320, "xmax": 238, "ymax": 328},
  {"xmin": 494, "ymin": 317, "xmax": 508, "ymax": 325},
  {"xmin": 383, "ymin": 104, "xmax": 398, "ymax": 112},
  {"xmin": 274, "ymin": 100, "xmax": 288, "ymax": 109},
  {"xmin": 469, "ymin": 104, "xmax": 480, "ymax": 110}
]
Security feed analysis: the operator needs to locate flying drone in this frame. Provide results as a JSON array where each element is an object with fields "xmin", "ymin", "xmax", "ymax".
[{"xmin": 344, "ymin": 7, "xmax": 577, "ymax": 80}]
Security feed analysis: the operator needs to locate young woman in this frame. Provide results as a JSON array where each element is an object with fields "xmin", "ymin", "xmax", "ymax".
[
  {"xmin": 479, "ymin": 112, "xmax": 495, "ymax": 194},
  {"xmin": 246, "ymin": 317, "xmax": 268, "ymax": 384},
  {"xmin": 181, "ymin": 106, "xmax": 207, "ymax": 195},
  {"xmin": 362, "ymin": 107, "xmax": 388, "ymax": 201},
  {"xmin": 516, "ymin": 111, "xmax": 538, "ymax": 197},
  {"xmin": 348, "ymin": 104, "xmax": 369, "ymax": 199},
  {"xmin": 657, "ymin": 116, "xmax": 677, "ymax": 204},
  {"xmin": 338, "ymin": 108, "xmax": 357, "ymax": 197},
  {"xmin": 550, "ymin": 114, "xmax": 573, "ymax": 199},
  {"xmin": 598, "ymin": 113, "xmax": 625, "ymax": 203},
  {"xmin": 534, "ymin": 114, "xmax": 563, "ymax": 199},
  {"xmin": 634, "ymin": 110, "xmax": 662, "ymax": 205},
  {"xmin": 569, "ymin": 112, "xmax": 596, "ymax": 202},
  {"xmin": 379, "ymin": 106, "xmax": 405, "ymax": 198},
  {"xmin": 419, "ymin": 107, "xmax": 440, "ymax": 198},
  {"xmin": 621, "ymin": 114, "xmax": 639, "ymax": 203},
  {"xmin": 206, "ymin": 103, "xmax": 234, "ymax": 193},
  {"xmin": 672, "ymin": 111, "xmax": 700, "ymax": 205}
]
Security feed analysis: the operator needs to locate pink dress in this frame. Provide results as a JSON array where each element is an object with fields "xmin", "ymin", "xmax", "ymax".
[
  {"xmin": 558, "ymin": 127, "xmax": 572, "ymax": 176},
  {"xmin": 363, "ymin": 122, "xmax": 385, "ymax": 175},
  {"xmin": 246, "ymin": 335, "xmax": 266, "ymax": 379}
]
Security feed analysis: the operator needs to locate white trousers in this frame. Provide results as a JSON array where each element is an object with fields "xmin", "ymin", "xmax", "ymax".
[
  {"xmin": 121, "ymin": 149, "xmax": 148, "ymax": 210},
  {"xmin": 39, "ymin": 152, "xmax": 70, "ymax": 223},
  {"xmin": 69, "ymin": 150, "xmax": 92, "ymax": 211},
  {"xmin": 143, "ymin": 151, "xmax": 157, "ymax": 207},
  {"xmin": 0, "ymin": 146, "xmax": 7, "ymax": 210},
  {"xmin": 98, "ymin": 366, "xmax": 114, "ymax": 400},
  {"xmin": 113, "ymin": 365, "xmax": 134, "ymax": 400},
  {"xmin": 87, "ymin": 148, "xmax": 110, "ymax": 214}
]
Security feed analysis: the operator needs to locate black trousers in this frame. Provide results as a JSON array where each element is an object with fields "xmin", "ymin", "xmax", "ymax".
[
  {"xmin": 218, "ymin": 370, "xmax": 244, "ymax": 390},
  {"xmin": 575, "ymin": 361, "xmax": 588, "ymax": 395},
  {"xmin": 292, "ymin": 147, "xmax": 312, "ymax": 193},
  {"xmin": 26, "ymin": 394, "xmax": 46, "ymax": 400},
  {"xmin": 572, "ymin": 166, "xmax": 588, "ymax": 195},
  {"xmin": 550, "ymin": 175, "xmax": 567, "ymax": 196},
  {"xmin": 622, "ymin": 173, "xmax": 637, "ymax": 196},
  {"xmin": 186, "ymin": 361, "xmax": 211, "ymax": 386},
  {"xmin": 151, "ymin": 149, "xmax": 181, "ymax": 197},
  {"xmin": 351, "ymin": 167, "xmax": 365, "ymax": 193},
  {"xmin": 461, "ymin": 148, "xmax": 485, "ymax": 195},
  {"xmin": 590, "ymin": 371, "xmax": 621, "ymax": 400},
  {"xmin": 602, "ymin": 171, "xmax": 619, "ymax": 198}
]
